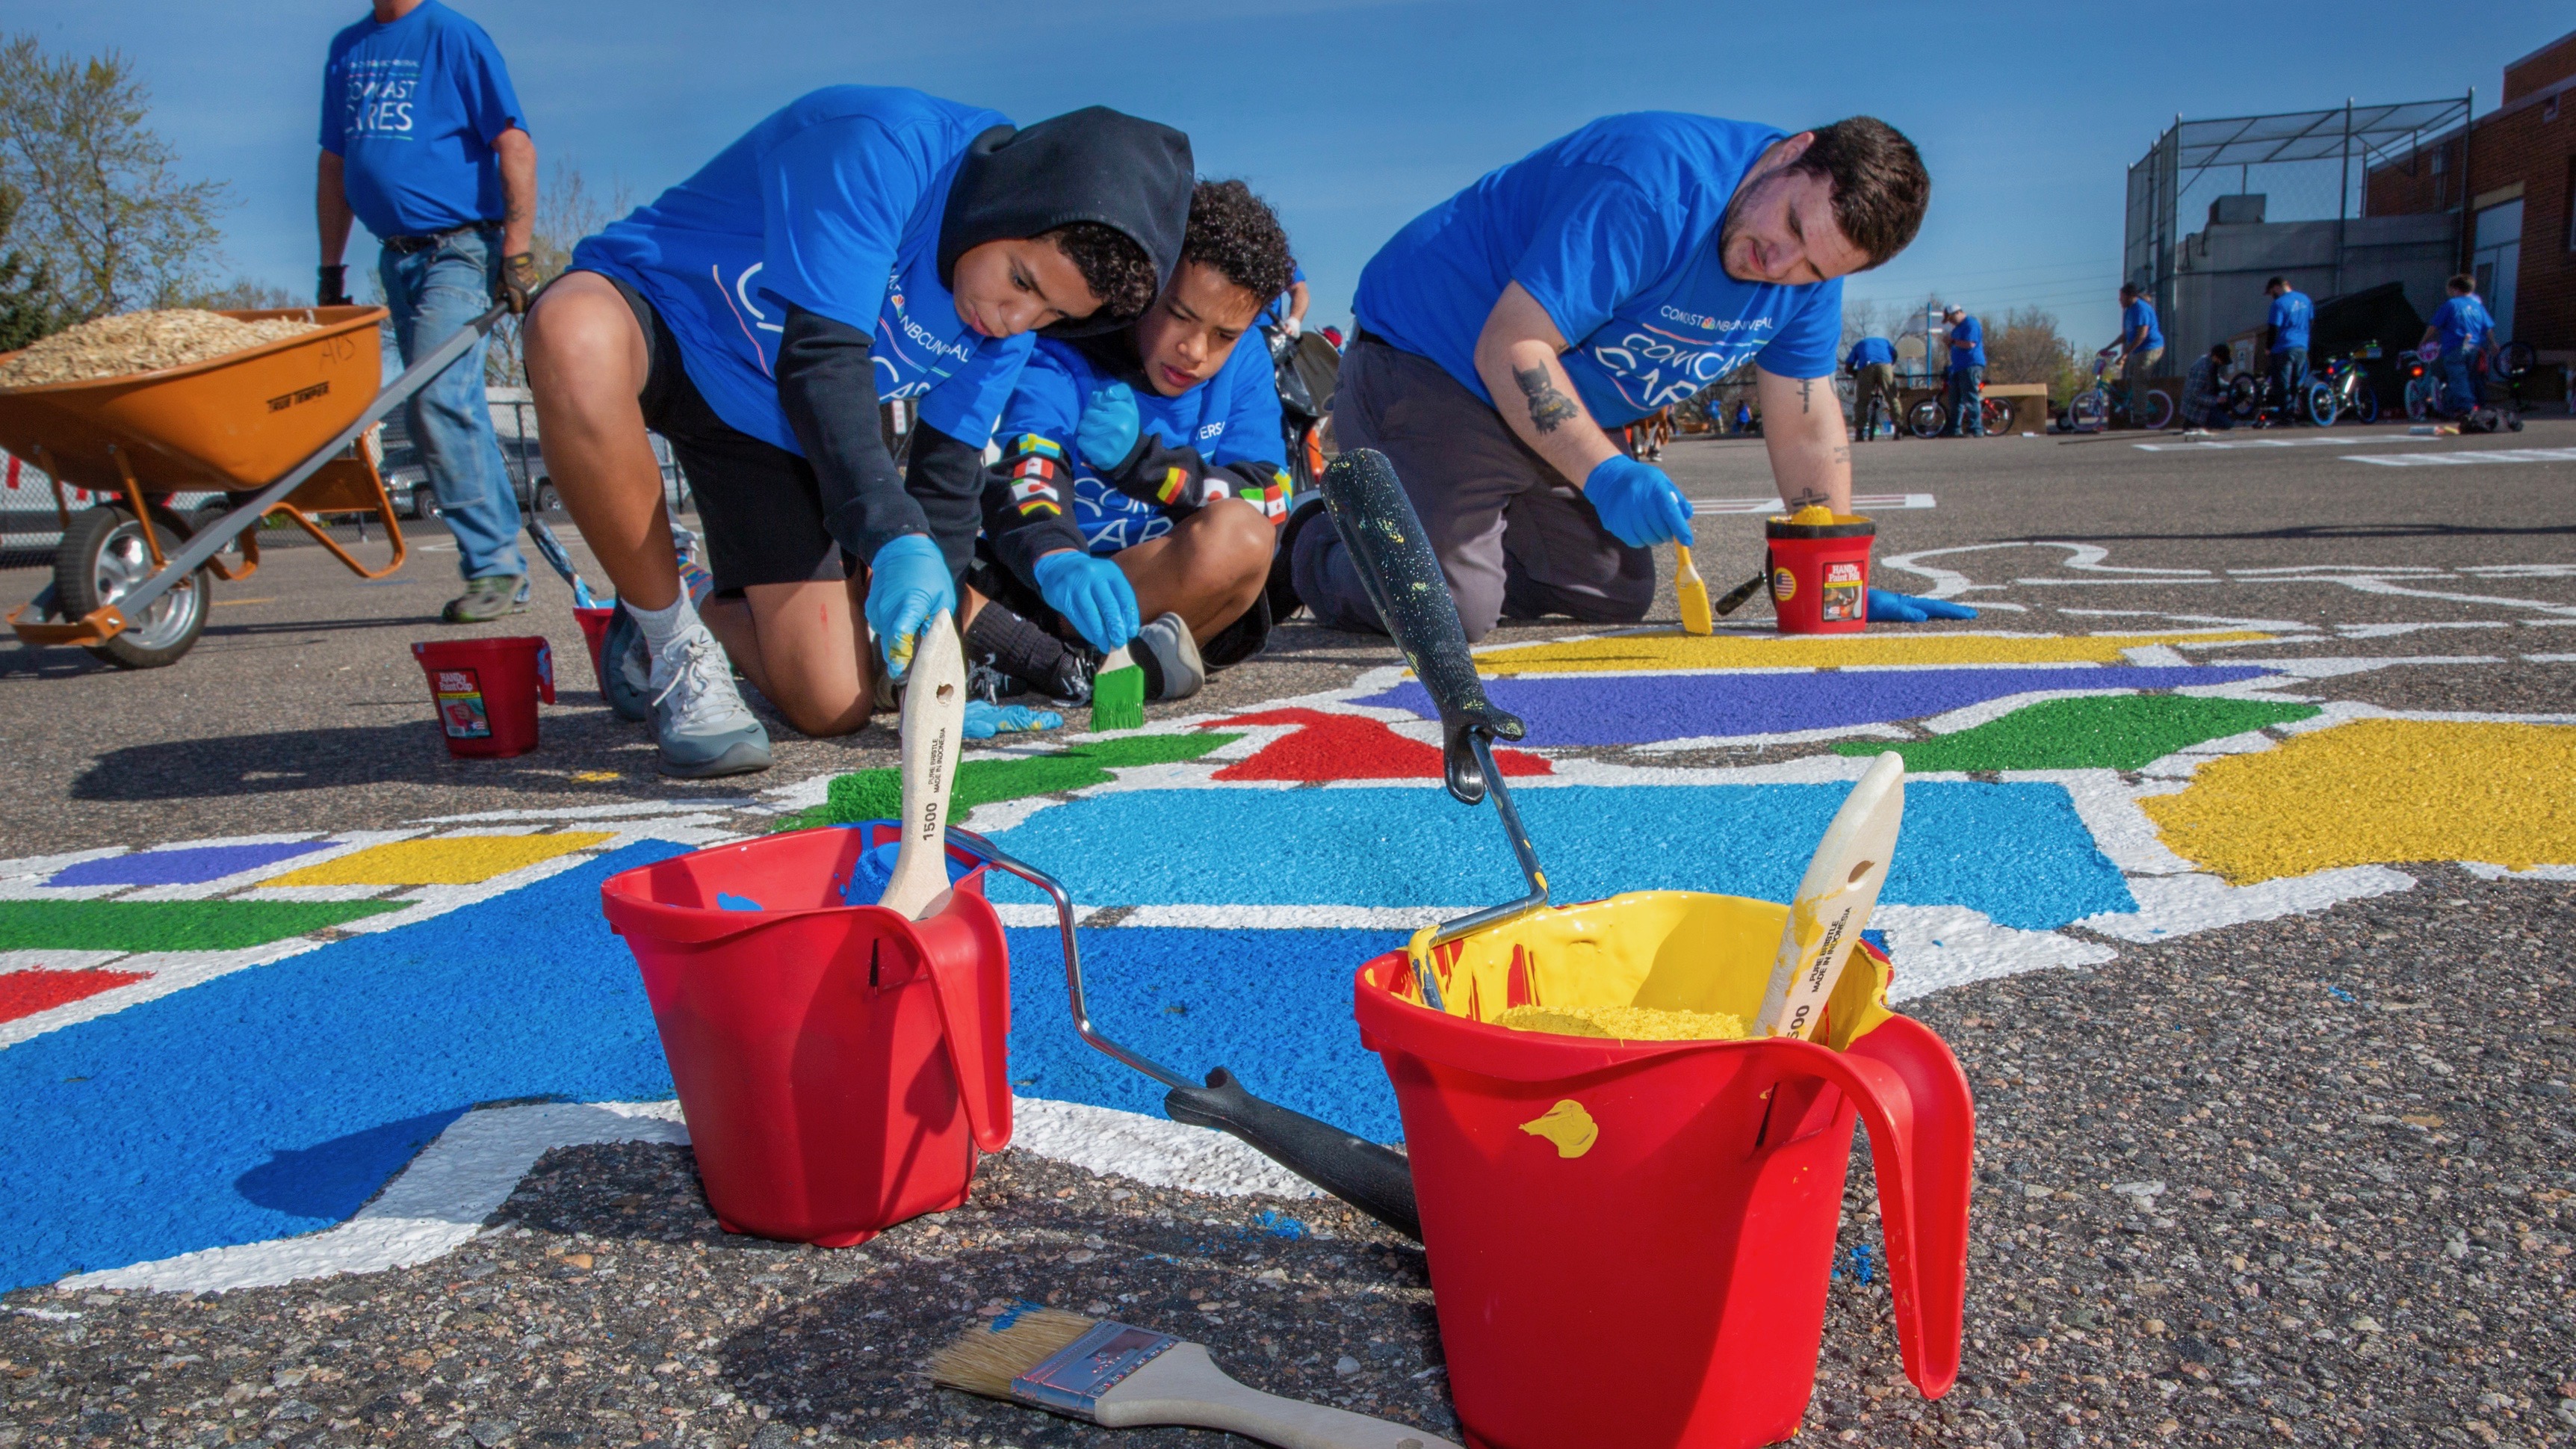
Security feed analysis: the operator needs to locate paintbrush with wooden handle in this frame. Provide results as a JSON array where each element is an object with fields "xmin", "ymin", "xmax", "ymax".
[
  {"xmin": 877, "ymin": 610, "xmax": 966, "ymax": 920},
  {"xmin": 931, "ymin": 1308, "xmax": 1462, "ymax": 1449},
  {"xmin": 1753, "ymin": 751, "xmax": 1904, "ymax": 1040}
]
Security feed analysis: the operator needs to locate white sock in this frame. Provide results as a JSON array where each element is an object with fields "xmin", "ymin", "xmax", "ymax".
[{"xmin": 627, "ymin": 591, "xmax": 701, "ymax": 665}]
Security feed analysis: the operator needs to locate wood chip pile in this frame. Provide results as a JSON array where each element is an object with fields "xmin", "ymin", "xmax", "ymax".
[{"xmin": 0, "ymin": 310, "xmax": 323, "ymax": 389}]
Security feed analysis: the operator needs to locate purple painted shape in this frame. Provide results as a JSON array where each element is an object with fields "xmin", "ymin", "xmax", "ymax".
[
  {"xmin": 1354, "ymin": 665, "xmax": 2276, "ymax": 746},
  {"xmin": 48, "ymin": 841, "xmax": 338, "ymax": 889}
]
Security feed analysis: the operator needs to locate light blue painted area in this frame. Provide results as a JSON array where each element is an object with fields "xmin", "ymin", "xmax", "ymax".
[{"xmin": 982, "ymin": 782, "xmax": 2134, "ymax": 931}]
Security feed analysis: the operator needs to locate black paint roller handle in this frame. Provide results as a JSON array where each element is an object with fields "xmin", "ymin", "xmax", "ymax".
[
  {"xmin": 1165, "ymin": 1068, "xmax": 1421, "ymax": 1241},
  {"xmin": 1319, "ymin": 448, "xmax": 1526, "ymax": 806}
]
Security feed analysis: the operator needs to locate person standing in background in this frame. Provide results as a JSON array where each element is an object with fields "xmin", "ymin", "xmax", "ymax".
[
  {"xmin": 1845, "ymin": 332, "xmax": 1896, "ymax": 441},
  {"xmin": 2262, "ymin": 276, "xmax": 2312, "ymax": 425},
  {"xmin": 2103, "ymin": 282, "xmax": 2164, "ymax": 427},
  {"xmin": 2421, "ymin": 274, "xmax": 2496, "ymax": 417},
  {"xmin": 1939, "ymin": 304, "xmax": 1982, "ymax": 436},
  {"xmin": 318, "ymin": 0, "xmax": 539, "ymax": 624}
]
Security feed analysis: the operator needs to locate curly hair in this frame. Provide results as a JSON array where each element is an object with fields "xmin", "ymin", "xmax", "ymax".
[
  {"xmin": 1180, "ymin": 179, "xmax": 1296, "ymax": 307},
  {"xmin": 1041, "ymin": 221, "xmax": 1159, "ymax": 322}
]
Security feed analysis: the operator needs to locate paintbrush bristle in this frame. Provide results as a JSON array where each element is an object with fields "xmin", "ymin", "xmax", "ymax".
[
  {"xmin": 927, "ymin": 1308, "xmax": 1099, "ymax": 1400},
  {"xmin": 1089, "ymin": 665, "xmax": 1145, "ymax": 732}
]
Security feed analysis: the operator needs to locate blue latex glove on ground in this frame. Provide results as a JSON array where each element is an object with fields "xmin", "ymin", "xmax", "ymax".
[
  {"xmin": 962, "ymin": 700, "xmax": 1063, "ymax": 740},
  {"xmin": 1868, "ymin": 587, "xmax": 1979, "ymax": 622},
  {"xmin": 1031, "ymin": 549, "xmax": 1139, "ymax": 655},
  {"xmin": 1582, "ymin": 454, "xmax": 1694, "ymax": 549},
  {"xmin": 865, "ymin": 534, "xmax": 956, "ymax": 679},
  {"xmin": 1074, "ymin": 381, "xmax": 1141, "ymax": 469}
]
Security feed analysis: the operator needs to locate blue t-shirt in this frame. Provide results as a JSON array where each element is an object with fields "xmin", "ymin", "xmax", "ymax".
[
  {"xmin": 2431, "ymin": 294, "xmax": 2495, "ymax": 353},
  {"xmin": 2123, "ymin": 298, "xmax": 2163, "ymax": 351},
  {"xmin": 319, "ymin": 0, "xmax": 526, "ymax": 240},
  {"xmin": 1945, "ymin": 315, "xmax": 1984, "ymax": 370},
  {"xmin": 1847, "ymin": 336, "xmax": 1895, "ymax": 370},
  {"xmin": 572, "ymin": 87, "xmax": 1033, "ymax": 456},
  {"xmin": 998, "ymin": 336, "xmax": 1287, "ymax": 554},
  {"xmin": 1351, "ymin": 113, "xmax": 1843, "ymax": 425},
  {"xmin": 2267, "ymin": 290, "xmax": 2313, "ymax": 353},
  {"xmin": 1254, "ymin": 262, "xmax": 1308, "ymax": 330}
]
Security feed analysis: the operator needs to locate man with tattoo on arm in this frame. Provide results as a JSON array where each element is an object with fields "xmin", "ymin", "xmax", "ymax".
[{"xmin": 1286, "ymin": 113, "xmax": 1936, "ymax": 641}]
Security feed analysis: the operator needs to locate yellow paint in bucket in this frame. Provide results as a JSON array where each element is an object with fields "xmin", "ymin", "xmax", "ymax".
[{"xmin": 1496, "ymin": 1003, "xmax": 1746, "ymax": 1041}]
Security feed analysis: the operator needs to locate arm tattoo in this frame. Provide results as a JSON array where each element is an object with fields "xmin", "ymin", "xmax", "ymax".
[
  {"xmin": 1799, "ymin": 377, "xmax": 1814, "ymax": 413},
  {"xmin": 1785, "ymin": 486, "xmax": 1829, "ymax": 510},
  {"xmin": 1830, "ymin": 445, "xmax": 1851, "ymax": 467},
  {"xmin": 1511, "ymin": 362, "xmax": 1580, "ymax": 433}
]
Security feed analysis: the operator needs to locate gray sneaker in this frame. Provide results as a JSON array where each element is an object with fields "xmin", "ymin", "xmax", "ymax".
[
  {"xmin": 442, "ymin": 574, "xmax": 528, "ymax": 623},
  {"xmin": 1133, "ymin": 611, "xmax": 1204, "ymax": 702},
  {"xmin": 649, "ymin": 628, "xmax": 771, "ymax": 778}
]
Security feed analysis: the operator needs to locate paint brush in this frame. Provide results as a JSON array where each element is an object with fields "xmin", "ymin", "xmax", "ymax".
[
  {"xmin": 1089, "ymin": 644, "xmax": 1145, "ymax": 732},
  {"xmin": 1674, "ymin": 544, "xmax": 1712, "ymax": 635},
  {"xmin": 1753, "ymin": 751, "xmax": 1904, "ymax": 1040},
  {"xmin": 878, "ymin": 611, "xmax": 965, "ymax": 920},
  {"xmin": 929, "ymin": 1307, "xmax": 1462, "ymax": 1449}
]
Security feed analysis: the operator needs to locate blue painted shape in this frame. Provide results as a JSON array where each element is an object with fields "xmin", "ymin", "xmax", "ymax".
[
  {"xmin": 985, "ymin": 782, "xmax": 2134, "ymax": 931},
  {"xmin": 1005, "ymin": 924, "xmax": 1407, "ymax": 1142},
  {"xmin": 718, "ymin": 892, "xmax": 763, "ymax": 912},
  {"xmin": 48, "ymin": 840, "xmax": 338, "ymax": 889},
  {"xmin": 0, "ymin": 841, "xmax": 687, "ymax": 1292},
  {"xmin": 1354, "ymin": 665, "xmax": 2273, "ymax": 746}
]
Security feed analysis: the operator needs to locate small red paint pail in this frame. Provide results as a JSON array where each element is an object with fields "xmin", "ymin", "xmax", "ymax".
[
  {"xmin": 1766, "ymin": 513, "xmax": 1877, "ymax": 634},
  {"xmin": 1354, "ymin": 892, "xmax": 1973, "ymax": 1449},
  {"xmin": 574, "ymin": 605, "xmax": 616, "ymax": 694},
  {"xmin": 599, "ymin": 822, "xmax": 1011, "ymax": 1248},
  {"xmin": 411, "ymin": 636, "xmax": 553, "ymax": 759}
]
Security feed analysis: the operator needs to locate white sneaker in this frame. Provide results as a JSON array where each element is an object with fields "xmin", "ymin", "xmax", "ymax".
[{"xmin": 648, "ymin": 628, "xmax": 772, "ymax": 777}]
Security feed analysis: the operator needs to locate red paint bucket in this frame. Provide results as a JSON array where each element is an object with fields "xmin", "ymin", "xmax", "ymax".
[
  {"xmin": 574, "ymin": 605, "xmax": 616, "ymax": 693},
  {"xmin": 1765, "ymin": 513, "xmax": 1876, "ymax": 634},
  {"xmin": 1354, "ymin": 893, "xmax": 1972, "ymax": 1449},
  {"xmin": 412, "ymin": 636, "xmax": 554, "ymax": 759},
  {"xmin": 599, "ymin": 822, "xmax": 1012, "ymax": 1247}
]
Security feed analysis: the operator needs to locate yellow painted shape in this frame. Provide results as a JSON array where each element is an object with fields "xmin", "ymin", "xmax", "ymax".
[
  {"xmin": 569, "ymin": 770, "xmax": 622, "ymax": 783},
  {"xmin": 1470, "ymin": 630, "xmax": 2272, "ymax": 676},
  {"xmin": 1519, "ymin": 1100, "xmax": 1599, "ymax": 1158},
  {"xmin": 1408, "ymin": 889, "xmax": 1895, "ymax": 1052},
  {"xmin": 1496, "ymin": 1003, "xmax": 1747, "ymax": 1042},
  {"xmin": 2143, "ymin": 719, "xmax": 2576, "ymax": 883},
  {"xmin": 264, "ymin": 832, "xmax": 616, "ymax": 886}
]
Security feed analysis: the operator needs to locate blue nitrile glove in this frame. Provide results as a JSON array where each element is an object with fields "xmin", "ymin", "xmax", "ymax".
[
  {"xmin": 1031, "ymin": 548, "xmax": 1139, "ymax": 655},
  {"xmin": 865, "ymin": 533, "xmax": 956, "ymax": 679},
  {"xmin": 1582, "ymin": 454, "xmax": 1694, "ymax": 549},
  {"xmin": 1867, "ymin": 587, "xmax": 1979, "ymax": 623},
  {"xmin": 962, "ymin": 700, "xmax": 1063, "ymax": 740},
  {"xmin": 1074, "ymin": 381, "xmax": 1141, "ymax": 469}
]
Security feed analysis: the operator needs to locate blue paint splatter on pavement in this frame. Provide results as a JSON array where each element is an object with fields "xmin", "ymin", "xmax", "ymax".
[
  {"xmin": 984, "ymin": 782, "xmax": 2134, "ymax": 931},
  {"xmin": 1355, "ymin": 666, "xmax": 2273, "ymax": 746}
]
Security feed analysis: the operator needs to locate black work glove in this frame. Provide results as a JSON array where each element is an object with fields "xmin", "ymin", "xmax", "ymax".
[
  {"xmin": 496, "ymin": 252, "xmax": 541, "ymax": 314},
  {"xmin": 317, "ymin": 265, "xmax": 351, "ymax": 308}
]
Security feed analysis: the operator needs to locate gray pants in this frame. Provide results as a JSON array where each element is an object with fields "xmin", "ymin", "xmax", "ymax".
[{"xmin": 1292, "ymin": 339, "xmax": 1652, "ymax": 643}]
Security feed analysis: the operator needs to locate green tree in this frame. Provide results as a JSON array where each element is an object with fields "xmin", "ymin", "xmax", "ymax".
[
  {"xmin": 1985, "ymin": 306, "xmax": 2084, "ymax": 401},
  {"xmin": 188, "ymin": 278, "xmax": 299, "ymax": 311},
  {"xmin": 0, "ymin": 182, "xmax": 56, "ymax": 350},
  {"xmin": 0, "ymin": 34, "xmax": 227, "ymax": 320}
]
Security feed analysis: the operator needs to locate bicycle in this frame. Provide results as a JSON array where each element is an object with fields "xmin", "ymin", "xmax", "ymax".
[
  {"xmin": 2226, "ymin": 363, "xmax": 2338, "ymax": 427},
  {"xmin": 2405, "ymin": 340, "xmax": 2530, "ymax": 430},
  {"xmin": 2313, "ymin": 347, "xmax": 2380, "ymax": 425},
  {"xmin": 2062, "ymin": 355, "xmax": 2175, "ymax": 432},
  {"xmin": 1907, "ymin": 391, "xmax": 2010, "ymax": 438}
]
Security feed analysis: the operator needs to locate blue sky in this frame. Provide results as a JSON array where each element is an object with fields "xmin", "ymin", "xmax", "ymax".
[{"xmin": 15, "ymin": 1, "xmax": 2571, "ymax": 346}]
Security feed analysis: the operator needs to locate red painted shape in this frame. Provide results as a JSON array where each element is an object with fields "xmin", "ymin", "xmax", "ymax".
[
  {"xmin": 1505, "ymin": 944, "xmax": 1534, "ymax": 1009},
  {"xmin": 0, "ymin": 968, "xmax": 149, "ymax": 1023},
  {"xmin": 1207, "ymin": 708, "xmax": 1550, "ymax": 782}
]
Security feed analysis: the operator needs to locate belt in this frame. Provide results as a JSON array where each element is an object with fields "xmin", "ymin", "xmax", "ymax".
[
  {"xmin": 1351, "ymin": 327, "xmax": 1393, "ymax": 349},
  {"xmin": 382, "ymin": 222, "xmax": 498, "ymax": 255}
]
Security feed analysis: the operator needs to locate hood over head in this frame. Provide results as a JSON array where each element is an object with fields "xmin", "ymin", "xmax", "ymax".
[{"xmin": 938, "ymin": 107, "xmax": 1193, "ymax": 339}]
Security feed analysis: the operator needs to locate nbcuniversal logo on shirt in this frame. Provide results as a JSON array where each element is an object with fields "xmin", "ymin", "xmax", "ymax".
[
  {"xmin": 1659, "ymin": 305, "xmax": 1775, "ymax": 333},
  {"xmin": 343, "ymin": 60, "xmax": 422, "ymax": 138}
]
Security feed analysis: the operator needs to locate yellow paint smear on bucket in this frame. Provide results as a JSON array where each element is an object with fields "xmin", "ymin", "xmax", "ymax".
[
  {"xmin": 1496, "ymin": 1004, "xmax": 1747, "ymax": 1041},
  {"xmin": 1469, "ymin": 630, "xmax": 2272, "ymax": 676},
  {"xmin": 264, "ymin": 832, "xmax": 616, "ymax": 887},
  {"xmin": 2143, "ymin": 719, "xmax": 2576, "ymax": 883}
]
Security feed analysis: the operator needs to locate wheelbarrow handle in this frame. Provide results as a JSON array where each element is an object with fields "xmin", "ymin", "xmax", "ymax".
[{"xmin": 109, "ymin": 303, "xmax": 511, "ymax": 621}]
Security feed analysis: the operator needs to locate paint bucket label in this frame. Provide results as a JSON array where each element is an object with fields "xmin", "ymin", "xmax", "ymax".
[
  {"xmin": 434, "ymin": 668, "xmax": 491, "ymax": 738},
  {"xmin": 1821, "ymin": 561, "xmax": 1864, "ymax": 622},
  {"xmin": 1771, "ymin": 567, "xmax": 1796, "ymax": 602}
]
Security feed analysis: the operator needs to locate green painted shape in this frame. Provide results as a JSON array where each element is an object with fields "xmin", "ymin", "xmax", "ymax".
[
  {"xmin": 774, "ymin": 731, "xmax": 1244, "ymax": 832},
  {"xmin": 0, "ymin": 897, "xmax": 406, "ymax": 953},
  {"xmin": 1834, "ymin": 694, "xmax": 2322, "ymax": 773}
]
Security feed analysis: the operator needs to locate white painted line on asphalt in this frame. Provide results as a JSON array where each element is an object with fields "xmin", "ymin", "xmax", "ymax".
[
  {"xmin": 2345, "ymin": 447, "xmax": 2576, "ymax": 466},
  {"xmin": 2133, "ymin": 434, "xmax": 2436, "ymax": 451},
  {"xmin": 2076, "ymin": 866, "xmax": 2418, "ymax": 942},
  {"xmin": 1688, "ymin": 493, "xmax": 1933, "ymax": 512}
]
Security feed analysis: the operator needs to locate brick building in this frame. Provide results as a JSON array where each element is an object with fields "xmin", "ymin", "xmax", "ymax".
[{"xmin": 2365, "ymin": 28, "xmax": 2576, "ymax": 353}]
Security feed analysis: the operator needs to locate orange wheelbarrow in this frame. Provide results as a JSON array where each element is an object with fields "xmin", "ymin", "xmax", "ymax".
[{"xmin": 0, "ymin": 302, "xmax": 504, "ymax": 668}]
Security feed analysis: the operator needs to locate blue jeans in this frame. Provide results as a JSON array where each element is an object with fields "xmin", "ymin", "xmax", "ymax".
[
  {"xmin": 2439, "ymin": 350, "xmax": 2479, "ymax": 414},
  {"xmin": 380, "ymin": 226, "xmax": 523, "ymax": 581},
  {"xmin": 1948, "ymin": 365, "xmax": 1984, "ymax": 435},
  {"xmin": 2269, "ymin": 347, "xmax": 2307, "ymax": 420}
]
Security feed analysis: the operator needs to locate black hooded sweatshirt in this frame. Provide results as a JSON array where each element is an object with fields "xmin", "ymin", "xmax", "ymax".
[{"xmin": 775, "ymin": 107, "xmax": 1192, "ymax": 578}]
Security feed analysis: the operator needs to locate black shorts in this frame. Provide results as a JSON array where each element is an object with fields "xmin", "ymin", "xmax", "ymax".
[{"xmin": 597, "ymin": 272, "xmax": 846, "ymax": 595}]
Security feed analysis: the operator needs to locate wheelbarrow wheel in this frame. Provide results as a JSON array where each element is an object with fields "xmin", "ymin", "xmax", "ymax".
[{"xmin": 54, "ymin": 505, "xmax": 209, "ymax": 669}]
